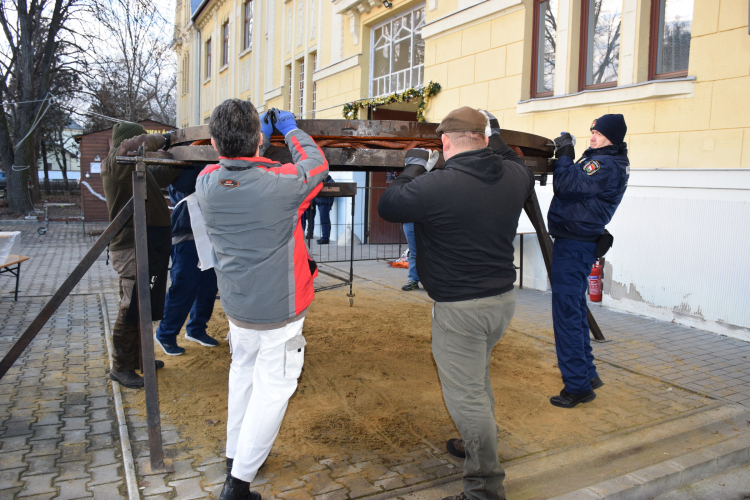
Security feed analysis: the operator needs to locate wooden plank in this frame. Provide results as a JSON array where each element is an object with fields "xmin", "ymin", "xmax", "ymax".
[
  {"xmin": 169, "ymin": 120, "xmax": 554, "ymax": 157},
  {"xmin": 317, "ymin": 182, "xmax": 358, "ymax": 197},
  {"xmin": 0, "ymin": 200, "xmax": 134, "ymax": 380},
  {"xmin": 132, "ymin": 162, "xmax": 168, "ymax": 471},
  {"xmin": 165, "ymin": 145, "xmax": 553, "ymax": 173},
  {"xmin": 0, "ymin": 255, "xmax": 30, "ymax": 269}
]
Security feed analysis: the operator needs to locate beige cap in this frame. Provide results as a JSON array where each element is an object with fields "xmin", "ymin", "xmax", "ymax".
[{"xmin": 435, "ymin": 107, "xmax": 487, "ymax": 135}]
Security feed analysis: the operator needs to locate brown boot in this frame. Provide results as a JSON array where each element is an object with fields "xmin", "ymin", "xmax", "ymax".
[{"xmin": 109, "ymin": 369, "xmax": 144, "ymax": 389}]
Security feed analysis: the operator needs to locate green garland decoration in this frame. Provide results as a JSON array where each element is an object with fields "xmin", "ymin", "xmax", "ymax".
[{"xmin": 342, "ymin": 81, "xmax": 442, "ymax": 122}]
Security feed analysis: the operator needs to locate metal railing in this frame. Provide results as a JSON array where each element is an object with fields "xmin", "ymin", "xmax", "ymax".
[{"xmin": 304, "ymin": 186, "xmax": 406, "ymax": 263}]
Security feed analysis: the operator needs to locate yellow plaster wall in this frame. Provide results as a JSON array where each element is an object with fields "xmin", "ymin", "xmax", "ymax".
[
  {"xmin": 422, "ymin": 0, "xmax": 750, "ymax": 169},
  {"xmin": 313, "ymin": 67, "xmax": 363, "ymax": 119}
]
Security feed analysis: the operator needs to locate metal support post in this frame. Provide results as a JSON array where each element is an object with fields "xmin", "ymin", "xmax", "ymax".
[
  {"xmin": 132, "ymin": 154, "xmax": 171, "ymax": 473},
  {"xmin": 347, "ymin": 195, "xmax": 355, "ymax": 306}
]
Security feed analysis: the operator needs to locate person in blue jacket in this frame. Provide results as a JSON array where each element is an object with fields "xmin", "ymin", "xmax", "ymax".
[
  {"xmin": 154, "ymin": 167, "xmax": 219, "ymax": 355},
  {"xmin": 316, "ymin": 175, "xmax": 335, "ymax": 244},
  {"xmin": 547, "ymin": 114, "xmax": 629, "ymax": 408}
]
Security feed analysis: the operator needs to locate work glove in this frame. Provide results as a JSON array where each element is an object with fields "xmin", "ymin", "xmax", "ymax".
[
  {"xmin": 274, "ymin": 110, "xmax": 299, "ymax": 137},
  {"xmin": 480, "ymin": 110, "xmax": 501, "ymax": 137},
  {"xmin": 554, "ymin": 132, "xmax": 576, "ymax": 159},
  {"xmin": 161, "ymin": 132, "xmax": 172, "ymax": 151},
  {"xmin": 402, "ymin": 148, "xmax": 440, "ymax": 178},
  {"xmin": 481, "ymin": 110, "xmax": 508, "ymax": 151},
  {"xmin": 143, "ymin": 134, "xmax": 166, "ymax": 153},
  {"xmin": 259, "ymin": 110, "xmax": 274, "ymax": 138}
]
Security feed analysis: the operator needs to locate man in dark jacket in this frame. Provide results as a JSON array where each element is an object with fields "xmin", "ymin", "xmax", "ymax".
[
  {"xmin": 101, "ymin": 122, "xmax": 182, "ymax": 389},
  {"xmin": 547, "ymin": 114, "xmax": 629, "ymax": 408},
  {"xmin": 154, "ymin": 168, "xmax": 219, "ymax": 355},
  {"xmin": 378, "ymin": 107, "xmax": 535, "ymax": 500}
]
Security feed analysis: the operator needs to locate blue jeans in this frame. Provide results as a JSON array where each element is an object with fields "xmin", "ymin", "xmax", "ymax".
[
  {"xmin": 301, "ymin": 206, "xmax": 316, "ymax": 237},
  {"xmin": 318, "ymin": 205, "xmax": 331, "ymax": 240},
  {"xmin": 550, "ymin": 238, "xmax": 599, "ymax": 394},
  {"xmin": 403, "ymin": 223, "xmax": 418, "ymax": 283},
  {"xmin": 156, "ymin": 239, "xmax": 218, "ymax": 342}
]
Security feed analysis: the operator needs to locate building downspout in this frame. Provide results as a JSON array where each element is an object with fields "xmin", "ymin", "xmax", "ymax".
[{"xmin": 194, "ymin": 29, "xmax": 201, "ymax": 126}]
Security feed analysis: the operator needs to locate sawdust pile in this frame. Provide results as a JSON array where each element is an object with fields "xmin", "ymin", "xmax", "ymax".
[{"xmin": 141, "ymin": 285, "xmax": 654, "ymax": 460}]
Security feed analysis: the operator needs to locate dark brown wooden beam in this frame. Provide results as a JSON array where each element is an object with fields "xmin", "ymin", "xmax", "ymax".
[{"xmin": 169, "ymin": 120, "xmax": 554, "ymax": 157}]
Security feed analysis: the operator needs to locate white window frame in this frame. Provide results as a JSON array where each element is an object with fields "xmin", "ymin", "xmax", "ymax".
[{"xmin": 369, "ymin": 3, "xmax": 426, "ymax": 98}]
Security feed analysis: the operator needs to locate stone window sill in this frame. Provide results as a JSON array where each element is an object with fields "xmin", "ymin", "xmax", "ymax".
[
  {"xmin": 239, "ymin": 46, "xmax": 252, "ymax": 58},
  {"xmin": 203, "ymin": 77, "xmax": 212, "ymax": 85},
  {"xmin": 517, "ymin": 77, "xmax": 696, "ymax": 114},
  {"xmin": 219, "ymin": 64, "xmax": 229, "ymax": 74}
]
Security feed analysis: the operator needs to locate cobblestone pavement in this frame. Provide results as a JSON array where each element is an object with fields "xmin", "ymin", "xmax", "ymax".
[
  {"xmin": 1, "ymin": 229, "xmax": 749, "ymax": 499},
  {"xmin": 512, "ymin": 296, "xmax": 750, "ymax": 409},
  {"xmin": 0, "ymin": 223, "xmax": 126, "ymax": 499}
]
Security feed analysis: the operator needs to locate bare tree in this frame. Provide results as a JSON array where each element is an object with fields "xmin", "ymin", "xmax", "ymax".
[
  {"xmin": 81, "ymin": 0, "xmax": 176, "ymax": 131},
  {"xmin": 0, "ymin": 0, "xmax": 84, "ymax": 213},
  {"xmin": 589, "ymin": 0, "xmax": 621, "ymax": 85}
]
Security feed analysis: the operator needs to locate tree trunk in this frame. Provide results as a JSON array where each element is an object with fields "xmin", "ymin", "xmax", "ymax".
[
  {"xmin": 61, "ymin": 166, "xmax": 69, "ymax": 194},
  {"xmin": 30, "ymin": 147, "xmax": 41, "ymax": 204},
  {"xmin": 41, "ymin": 141, "xmax": 51, "ymax": 196}
]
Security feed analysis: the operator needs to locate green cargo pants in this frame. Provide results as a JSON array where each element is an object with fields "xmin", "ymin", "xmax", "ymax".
[{"xmin": 431, "ymin": 289, "xmax": 516, "ymax": 500}]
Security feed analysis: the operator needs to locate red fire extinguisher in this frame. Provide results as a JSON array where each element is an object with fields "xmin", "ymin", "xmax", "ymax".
[{"xmin": 588, "ymin": 259, "xmax": 604, "ymax": 302}]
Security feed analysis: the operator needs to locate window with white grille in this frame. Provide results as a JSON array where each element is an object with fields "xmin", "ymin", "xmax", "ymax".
[{"xmin": 370, "ymin": 4, "xmax": 425, "ymax": 97}]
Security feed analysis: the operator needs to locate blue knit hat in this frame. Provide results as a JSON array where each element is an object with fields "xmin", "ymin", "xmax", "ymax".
[{"xmin": 591, "ymin": 114, "xmax": 627, "ymax": 145}]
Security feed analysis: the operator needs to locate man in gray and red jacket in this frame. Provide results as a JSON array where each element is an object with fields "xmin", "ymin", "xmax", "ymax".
[{"xmin": 195, "ymin": 100, "xmax": 328, "ymax": 500}]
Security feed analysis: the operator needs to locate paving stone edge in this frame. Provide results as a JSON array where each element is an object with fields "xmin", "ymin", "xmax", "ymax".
[
  {"xmin": 549, "ymin": 433, "xmax": 750, "ymax": 499},
  {"xmin": 100, "ymin": 292, "xmax": 141, "ymax": 500}
]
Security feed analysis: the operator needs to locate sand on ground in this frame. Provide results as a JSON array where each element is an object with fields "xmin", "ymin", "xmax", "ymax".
[{"xmin": 131, "ymin": 282, "xmax": 687, "ymax": 466}]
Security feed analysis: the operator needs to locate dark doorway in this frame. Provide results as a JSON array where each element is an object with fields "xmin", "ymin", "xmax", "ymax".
[{"xmin": 367, "ymin": 108, "xmax": 418, "ymax": 244}]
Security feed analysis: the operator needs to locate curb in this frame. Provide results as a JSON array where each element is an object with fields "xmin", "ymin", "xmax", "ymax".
[
  {"xmin": 549, "ymin": 433, "xmax": 750, "ymax": 500},
  {"xmin": 100, "ymin": 293, "xmax": 141, "ymax": 500}
]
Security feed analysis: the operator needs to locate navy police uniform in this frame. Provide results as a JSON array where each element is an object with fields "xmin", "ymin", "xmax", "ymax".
[{"xmin": 548, "ymin": 138, "xmax": 629, "ymax": 395}]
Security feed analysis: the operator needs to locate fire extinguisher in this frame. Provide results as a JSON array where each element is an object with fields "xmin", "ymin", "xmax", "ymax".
[{"xmin": 588, "ymin": 258, "xmax": 604, "ymax": 302}]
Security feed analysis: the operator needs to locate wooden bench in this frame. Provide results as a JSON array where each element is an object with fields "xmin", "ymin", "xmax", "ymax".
[{"xmin": 0, "ymin": 255, "xmax": 29, "ymax": 301}]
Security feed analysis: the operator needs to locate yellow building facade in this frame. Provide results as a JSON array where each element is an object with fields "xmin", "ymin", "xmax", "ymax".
[
  {"xmin": 174, "ymin": 0, "xmax": 750, "ymax": 337},
  {"xmin": 175, "ymin": 0, "xmax": 749, "ymax": 170}
]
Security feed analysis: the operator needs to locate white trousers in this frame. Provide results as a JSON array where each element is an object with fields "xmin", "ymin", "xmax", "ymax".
[{"xmin": 226, "ymin": 317, "xmax": 306, "ymax": 482}]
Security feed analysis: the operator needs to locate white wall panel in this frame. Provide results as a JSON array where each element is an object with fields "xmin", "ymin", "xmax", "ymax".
[{"xmin": 516, "ymin": 169, "xmax": 750, "ymax": 340}]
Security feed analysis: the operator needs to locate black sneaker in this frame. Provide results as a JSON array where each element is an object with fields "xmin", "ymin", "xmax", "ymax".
[
  {"xmin": 109, "ymin": 370, "xmax": 144, "ymax": 389},
  {"xmin": 155, "ymin": 336, "xmax": 185, "ymax": 356},
  {"xmin": 317, "ymin": 238, "xmax": 329, "ymax": 244},
  {"xmin": 185, "ymin": 331, "xmax": 219, "ymax": 347},
  {"xmin": 219, "ymin": 475, "xmax": 261, "ymax": 500},
  {"xmin": 402, "ymin": 280, "xmax": 419, "ymax": 291},
  {"xmin": 446, "ymin": 438, "xmax": 466, "ymax": 459},
  {"xmin": 550, "ymin": 389, "xmax": 596, "ymax": 408},
  {"xmin": 590, "ymin": 376, "xmax": 604, "ymax": 390},
  {"xmin": 221, "ymin": 458, "xmax": 234, "ymax": 497}
]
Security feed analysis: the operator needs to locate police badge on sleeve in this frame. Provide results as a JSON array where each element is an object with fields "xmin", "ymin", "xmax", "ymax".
[{"xmin": 582, "ymin": 160, "xmax": 601, "ymax": 175}]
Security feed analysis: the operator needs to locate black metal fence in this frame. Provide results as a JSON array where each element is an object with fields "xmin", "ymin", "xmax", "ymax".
[
  {"xmin": 305, "ymin": 187, "xmax": 408, "ymax": 263},
  {"xmin": 40, "ymin": 179, "xmax": 80, "ymax": 195}
]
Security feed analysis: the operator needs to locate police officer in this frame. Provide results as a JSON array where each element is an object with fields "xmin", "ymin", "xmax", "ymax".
[{"xmin": 548, "ymin": 114, "xmax": 629, "ymax": 408}]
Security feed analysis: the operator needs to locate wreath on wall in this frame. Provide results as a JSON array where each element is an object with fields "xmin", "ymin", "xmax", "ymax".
[{"xmin": 342, "ymin": 81, "xmax": 442, "ymax": 122}]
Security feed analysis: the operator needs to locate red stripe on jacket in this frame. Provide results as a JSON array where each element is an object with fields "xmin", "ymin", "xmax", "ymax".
[
  {"xmin": 292, "ymin": 182, "xmax": 323, "ymax": 315},
  {"xmin": 199, "ymin": 164, "xmax": 221, "ymax": 177},
  {"xmin": 290, "ymin": 136, "xmax": 328, "ymax": 178}
]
